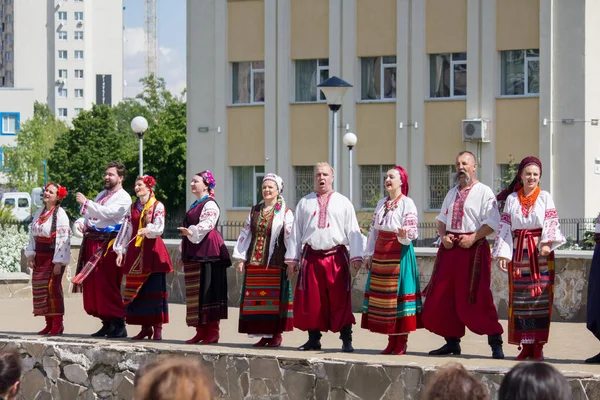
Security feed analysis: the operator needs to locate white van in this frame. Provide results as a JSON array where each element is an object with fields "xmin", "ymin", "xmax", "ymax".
[{"xmin": 1, "ymin": 192, "xmax": 32, "ymax": 222}]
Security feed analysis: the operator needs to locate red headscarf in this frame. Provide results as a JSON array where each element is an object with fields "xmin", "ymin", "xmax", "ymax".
[
  {"xmin": 496, "ymin": 156, "xmax": 542, "ymax": 201},
  {"xmin": 394, "ymin": 165, "xmax": 410, "ymax": 196}
]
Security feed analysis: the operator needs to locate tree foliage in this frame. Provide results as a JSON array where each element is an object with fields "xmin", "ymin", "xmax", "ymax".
[
  {"xmin": 3, "ymin": 102, "xmax": 69, "ymax": 192},
  {"xmin": 496, "ymin": 154, "xmax": 518, "ymax": 193}
]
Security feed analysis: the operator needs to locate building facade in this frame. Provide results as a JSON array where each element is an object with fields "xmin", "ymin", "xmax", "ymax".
[
  {"xmin": 187, "ymin": 0, "xmax": 600, "ymax": 222},
  {"xmin": 0, "ymin": 0, "xmax": 123, "ymax": 122}
]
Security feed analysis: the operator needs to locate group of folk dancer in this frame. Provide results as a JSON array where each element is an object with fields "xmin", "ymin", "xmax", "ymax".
[{"xmin": 23, "ymin": 154, "xmax": 600, "ymax": 363}]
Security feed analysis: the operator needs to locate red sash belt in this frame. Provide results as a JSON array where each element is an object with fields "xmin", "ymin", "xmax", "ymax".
[
  {"xmin": 299, "ymin": 244, "xmax": 349, "ymax": 291},
  {"xmin": 513, "ymin": 228, "xmax": 543, "ymax": 296}
]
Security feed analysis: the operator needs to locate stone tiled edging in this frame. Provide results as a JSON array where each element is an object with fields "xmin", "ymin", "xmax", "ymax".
[{"xmin": 3, "ymin": 338, "xmax": 600, "ymax": 400}]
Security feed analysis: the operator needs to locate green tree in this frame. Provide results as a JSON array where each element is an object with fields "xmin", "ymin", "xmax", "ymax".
[
  {"xmin": 48, "ymin": 104, "xmax": 137, "ymax": 217},
  {"xmin": 497, "ymin": 154, "xmax": 518, "ymax": 193},
  {"xmin": 3, "ymin": 102, "xmax": 69, "ymax": 191}
]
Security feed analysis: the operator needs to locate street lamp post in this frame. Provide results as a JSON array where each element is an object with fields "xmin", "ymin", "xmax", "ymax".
[
  {"xmin": 131, "ymin": 116, "xmax": 149, "ymax": 176},
  {"xmin": 342, "ymin": 132, "xmax": 357, "ymax": 204},
  {"xmin": 317, "ymin": 76, "xmax": 352, "ymax": 192}
]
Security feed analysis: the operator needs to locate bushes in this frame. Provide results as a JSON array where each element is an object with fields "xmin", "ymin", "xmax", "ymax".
[{"xmin": 0, "ymin": 225, "xmax": 29, "ymax": 273}]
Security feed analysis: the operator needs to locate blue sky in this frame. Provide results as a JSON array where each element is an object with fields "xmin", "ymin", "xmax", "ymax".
[{"xmin": 123, "ymin": 0, "xmax": 186, "ymax": 97}]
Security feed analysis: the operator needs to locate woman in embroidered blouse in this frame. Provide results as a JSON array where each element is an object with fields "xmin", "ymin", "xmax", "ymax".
[
  {"xmin": 493, "ymin": 156, "xmax": 566, "ymax": 361},
  {"xmin": 361, "ymin": 166, "xmax": 422, "ymax": 355},
  {"xmin": 177, "ymin": 171, "xmax": 231, "ymax": 345},
  {"xmin": 25, "ymin": 183, "xmax": 71, "ymax": 336},
  {"xmin": 114, "ymin": 175, "xmax": 173, "ymax": 341},
  {"xmin": 232, "ymin": 173, "xmax": 295, "ymax": 347}
]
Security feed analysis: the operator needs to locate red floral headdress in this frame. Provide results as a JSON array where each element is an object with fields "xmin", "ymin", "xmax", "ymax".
[
  {"xmin": 46, "ymin": 183, "xmax": 68, "ymax": 201},
  {"xmin": 140, "ymin": 175, "xmax": 156, "ymax": 189}
]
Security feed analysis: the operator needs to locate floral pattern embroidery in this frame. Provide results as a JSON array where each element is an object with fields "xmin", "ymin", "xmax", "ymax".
[
  {"xmin": 450, "ymin": 186, "xmax": 474, "ymax": 231},
  {"xmin": 317, "ymin": 192, "xmax": 333, "ymax": 229}
]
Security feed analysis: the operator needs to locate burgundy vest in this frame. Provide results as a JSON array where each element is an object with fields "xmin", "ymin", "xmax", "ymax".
[
  {"xmin": 245, "ymin": 203, "xmax": 287, "ymax": 268},
  {"xmin": 182, "ymin": 197, "xmax": 231, "ymax": 267}
]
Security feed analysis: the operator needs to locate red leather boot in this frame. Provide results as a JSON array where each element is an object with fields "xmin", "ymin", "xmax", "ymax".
[
  {"xmin": 266, "ymin": 333, "xmax": 283, "ymax": 347},
  {"xmin": 392, "ymin": 335, "xmax": 408, "ymax": 355},
  {"xmin": 186, "ymin": 326, "xmax": 206, "ymax": 344},
  {"xmin": 516, "ymin": 344, "xmax": 534, "ymax": 360},
  {"xmin": 37, "ymin": 317, "xmax": 52, "ymax": 335},
  {"xmin": 201, "ymin": 321, "xmax": 220, "ymax": 344},
  {"xmin": 152, "ymin": 324, "xmax": 162, "ymax": 340},
  {"xmin": 532, "ymin": 342, "xmax": 544, "ymax": 361},
  {"xmin": 132, "ymin": 326, "xmax": 153, "ymax": 340},
  {"xmin": 253, "ymin": 337, "xmax": 270, "ymax": 347},
  {"xmin": 48, "ymin": 316, "xmax": 64, "ymax": 336},
  {"xmin": 381, "ymin": 336, "xmax": 398, "ymax": 355}
]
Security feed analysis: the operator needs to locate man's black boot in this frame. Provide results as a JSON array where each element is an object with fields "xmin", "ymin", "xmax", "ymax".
[
  {"xmin": 428, "ymin": 338, "xmax": 461, "ymax": 356},
  {"xmin": 488, "ymin": 334, "xmax": 505, "ymax": 359},
  {"xmin": 107, "ymin": 318, "xmax": 128, "ymax": 339},
  {"xmin": 340, "ymin": 325, "xmax": 354, "ymax": 353},
  {"xmin": 298, "ymin": 330, "xmax": 322, "ymax": 351},
  {"xmin": 91, "ymin": 320, "xmax": 114, "ymax": 337}
]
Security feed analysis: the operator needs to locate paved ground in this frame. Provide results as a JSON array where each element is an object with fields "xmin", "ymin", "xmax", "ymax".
[{"xmin": 1, "ymin": 297, "xmax": 600, "ymax": 376}]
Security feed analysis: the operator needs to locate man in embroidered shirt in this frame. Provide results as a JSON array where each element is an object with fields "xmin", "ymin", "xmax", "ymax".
[
  {"xmin": 73, "ymin": 162, "xmax": 132, "ymax": 338},
  {"xmin": 421, "ymin": 151, "xmax": 505, "ymax": 359},
  {"xmin": 286, "ymin": 162, "xmax": 363, "ymax": 353}
]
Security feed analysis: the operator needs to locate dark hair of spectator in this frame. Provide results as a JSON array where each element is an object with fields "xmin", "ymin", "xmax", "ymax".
[
  {"xmin": 106, "ymin": 161, "xmax": 127, "ymax": 178},
  {"xmin": 0, "ymin": 350, "xmax": 22, "ymax": 397},
  {"xmin": 498, "ymin": 362, "xmax": 571, "ymax": 400},
  {"xmin": 423, "ymin": 363, "xmax": 488, "ymax": 400}
]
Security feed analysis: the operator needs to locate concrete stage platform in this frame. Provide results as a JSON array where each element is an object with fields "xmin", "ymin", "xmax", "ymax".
[{"xmin": 1, "ymin": 297, "xmax": 600, "ymax": 399}]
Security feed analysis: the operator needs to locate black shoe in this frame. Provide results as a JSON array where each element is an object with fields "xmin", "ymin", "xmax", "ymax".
[
  {"xmin": 91, "ymin": 321, "xmax": 114, "ymax": 337},
  {"xmin": 298, "ymin": 330, "xmax": 322, "ymax": 351},
  {"xmin": 106, "ymin": 318, "xmax": 128, "ymax": 339},
  {"xmin": 585, "ymin": 352, "xmax": 600, "ymax": 364},
  {"xmin": 429, "ymin": 338, "xmax": 461, "ymax": 356},
  {"xmin": 340, "ymin": 325, "xmax": 354, "ymax": 353},
  {"xmin": 488, "ymin": 334, "xmax": 505, "ymax": 359}
]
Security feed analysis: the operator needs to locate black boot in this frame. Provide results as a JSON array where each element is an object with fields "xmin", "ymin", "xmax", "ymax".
[
  {"xmin": 340, "ymin": 325, "xmax": 354, "ymax": 353},
  {"xmin": 91, "ymin": 320, "xmax": 115, "ymax": 337},
  {"xmin": 106, "ymin": 318, "xmax": 128, "ymax": 339},
  {"xmin": 298, "ymin": 330, "xmax": 322, "ymax": 351},
  {"xmin": 488, "ymin": 334, "xmax": 505, "ymax": 359},
  {"xmin": 429, "ymin": 338, "xmax": 461, "ymax": 356},
  {"xmin": 585, "ymin": 352, "xmax": 600, "ymax": 364}
]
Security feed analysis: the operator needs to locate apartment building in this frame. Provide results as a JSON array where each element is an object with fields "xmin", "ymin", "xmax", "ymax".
[
  {"xmin": 0, "ymin": 0, "xmax": 123, "ymax": 123},
  {"xmin": 187, "ymin": 0, "xmax": 600, "ymax": 222}
]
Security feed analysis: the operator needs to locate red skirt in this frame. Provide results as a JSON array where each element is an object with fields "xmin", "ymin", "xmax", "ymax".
[{"xmin": 32, "ymin": 240, "xmax": 65, "ymax": 316}]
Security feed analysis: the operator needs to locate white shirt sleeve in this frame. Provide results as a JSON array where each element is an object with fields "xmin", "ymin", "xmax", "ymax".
[
  {"xmin": 113, "ymin": 207, "xmax": 133, "ymax": 255},
  {"xmin": 232, "ymin": 211, "xmax": 252, "ymax": 262},
  {"xmin": 399, "ymin": 198, "xmax": 419, "ymax": 245},
  {"xmin": 435, "ymin": 189, "xmax": 453, "ymax": 226},
  {"xmin": 82, "ymin": 191, "xmax": 131, "ymax": 220},
  {"xmin": 480, "ymin": 186, "xmax": 501, "ymax": 233},
  {"xmin": 345, "ymin": 198, "xmax": 364, "ymax": 262},
  {"xmin": 52, "ymin": 208, "xmax": 71, "ymax": 265},
  {"xmin": 283, "ymin": 208, "xmax": 295, "ymax": 257},
  {"xmin": 492, "ymin": 196, "xmax": 514, "ymax": 260},
  {"xmin": 540, "ymin": 192, "xmax": 566, "ymax": 251},
  {"xmin": 145, "ymin": 202, "xmax": 165, "ymax": 239},
  {"xmin": 24, "ymin": 209, "xmax": 42, "ymax": 258},
  {"xmin": 187, "ymin": 200, "xmax": 220, "ymax": 244},
  {"xmin": 285, "ymin": 198, "xmax": 304, "ymax": 264}
]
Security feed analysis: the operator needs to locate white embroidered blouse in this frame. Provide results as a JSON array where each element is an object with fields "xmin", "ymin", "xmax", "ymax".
[
  {"xmin": 492, "ymin": 191, "xmax": 566, "ymax": 260},
  {"xmin": 364, "ymin": 195, "xmax": 418, "ymax": 258},
  {"xmin": 25, "ymin": 207, "xmax": 71, "ymax": 265},
  {"xmin": 113, "ymin": 201, "xmax": 166, "ymax": 255},
  {"xmin": 185, "ymin": 200, "xmax": 220, "ymax": 244},
  {"xmin": 73, "ymin": 188, "xmax": 132, "ymax": 234}
]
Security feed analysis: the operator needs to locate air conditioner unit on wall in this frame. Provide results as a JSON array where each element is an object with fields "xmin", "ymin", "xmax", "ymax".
[{"xmin": 462, "ymin": 119, "xmax": 491, "ymax": 142}]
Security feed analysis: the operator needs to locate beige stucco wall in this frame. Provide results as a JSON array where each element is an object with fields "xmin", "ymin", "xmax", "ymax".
[
  {"xmin": 356, "ymin": 0, "xmax": 396, "ymax": 57},
  {"xmin": 497, "ymin": 0, "xmax": 540, "ymax": 51},
  {"xmin": 495, "ymin": 98, "xmax": 540, "ymax": 162},
  {"xmin": 424, "ymin": 100, "xmax": 466, "ymax": 164},
  {"xmin": 290, "ymin": 104, "xmax": 329, "ymax": 165},
  {"xmin": 425, "ymin": 0, "xmax": 467, "ymax": 54},
  {"xmin": 355, "ymin": 103, "xmax": 396, "ymax": 165},
  {"xmin": 227, "ymin": 106, "xmax": 265, "ymax": 166},
  {"xmin": 226, "ymin": 210, "xmax": 250, "ymax": 222},
  {"xmin": 228, "ymin": 0, "xmax": 265, "ymax": 62},
  {"xmin": 290, "ymin": 0, "xmax": 328, "ymax": 59}
]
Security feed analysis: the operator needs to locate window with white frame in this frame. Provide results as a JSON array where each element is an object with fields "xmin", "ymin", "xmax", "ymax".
[
  {"xmin": 58, "ymin": 11, "xmax": 67, "ymax": 20},
  {"xmin": 232, "ymin": 165, "xmax": 265, "ymax": 207},
  {"xmin": 428, "ymin": 165, "xmax": 455, "ymax": 210},
  {"xmin": 58, "ymin": 69, "xmax": 67, "ymax": 79},
  {"xmin": 58, "ymin": 31, "xmax": 67, "ymax": 41},
  {"xmin": 361, "ymin": 56, "xmax": 396, "ymax": 100},
  {"xmin": 294, "ymin": 166, "xmax": 314, "ymax": 203},
  {"xmin": 2, "ymin": 114, "xmax": 17, "ymax": 134},
  {"xmin": 75, "ymin": 69, "xmax": 83, "ymax": 79},
  {"xmin": 295, "ymin": 59, "xmax": 329, "ymax": 102},
  {"xmin": 58, "ymin": 108, "xmax": 68, "ymax": 117},
  {"xmin": 74, "ymin": 50, "xmax": 83, "ymax": 60},
  {"xmin": 74, "ymin": 108, "xmax": 82, "ymax": 116},
  {"xmin": 58, "ymin": 50, "xmax": 67, "ymax": 60},
  {"xmin": 75, "ymin": 89, "xmax": 83, "ymax": 98},
  {"xmin": 58, "ymin": 88, "xmax": 67, "ymax": 98},
  {"xmin": 74, "ymin": 31, "xmax": 83, "ymax": 40},
  {"xmin": 74, "ymin": 12, "xmax": 83, "ymax": 21},
  {"xmin": 360, "ymin": 165, "xmax": 395, "ymax": 209},
  {"xmin": 429, "ymin": 52, "xmax": 467, "ymax": 98},
  {"xmin": 232, "ymin": 61, "xmax": 265, "ymax": 104},
  {"xmin": 501, "ymin": 49, "xmax": 539, "ymax": 96}
]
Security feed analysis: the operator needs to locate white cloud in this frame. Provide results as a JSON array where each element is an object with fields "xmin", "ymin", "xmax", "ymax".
[{"xmin": 124, "ymin": 27, "xmax": 146, "ymax": 57}]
